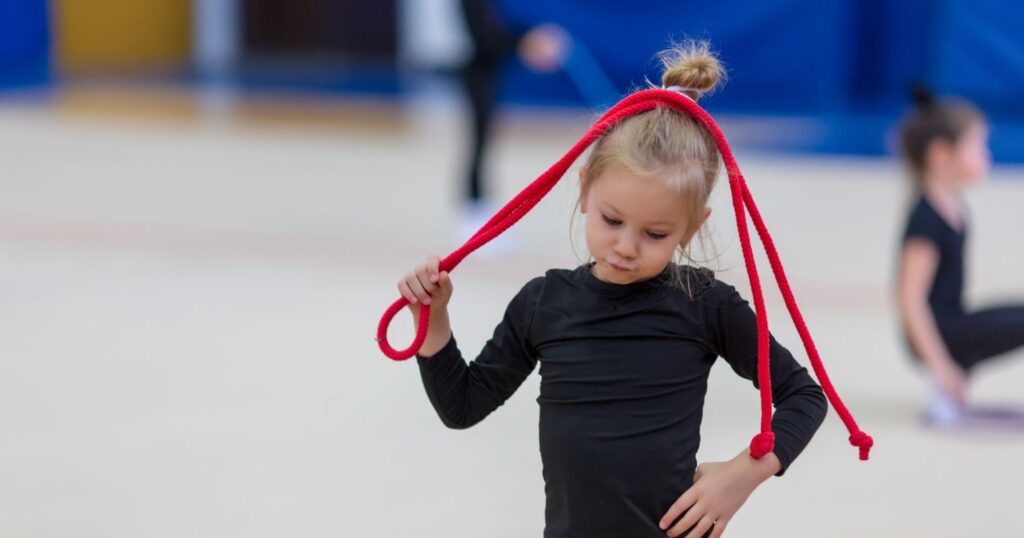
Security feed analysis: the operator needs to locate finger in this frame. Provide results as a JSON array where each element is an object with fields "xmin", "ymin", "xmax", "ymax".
[
  {"xmin": 684, "ymin": 515, "xmax": 715, "ymax": 538},
  {"xmin": 427, "ymin": 256, "xmax": 441, "ymax": 283},
  {"xmin": 660, "ymin": 490, "xmax": 698, "ymax": 531},
  {"xmin": 709, "ymin": 517, "xmax": 729, "ymax": 538},
  {"xmin": 414, "ymin": 265, "xmax": 436, "ymax": 303},
  {"xmin": 667, "ymin": 504, "xmax": 704, "ymax": 537},
  {"xmin": 406, "ymin": 271, "xmax": 430, "ymax": 304},
  {"xmin": 398, "ymin": 279, "xmax": 417, "ymax": 304},
  {"xmin": 439, "ymin": 271, "xmax": 452, "ymax": 290}
]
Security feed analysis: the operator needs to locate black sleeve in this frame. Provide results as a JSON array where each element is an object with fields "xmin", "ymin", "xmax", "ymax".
[
  {"xmin": 902, "ymin": 200, "xmax": 940, "ymax": 246},
  {"xmin": 708, "ymin": 282, "xmax": 828, "ymax": 475},
  {"xmin": 416, "ymin": 277, "xmax": 543, "ymax": 429}
]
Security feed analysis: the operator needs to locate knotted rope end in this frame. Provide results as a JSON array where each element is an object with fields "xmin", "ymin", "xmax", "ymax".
[
  {"xmin": 749, "ymin": 432, "xmax": 775, "ymax": 459},
  {"xmin": 849, "ymin": 431, "xmax": 874, "ymax": 461}
]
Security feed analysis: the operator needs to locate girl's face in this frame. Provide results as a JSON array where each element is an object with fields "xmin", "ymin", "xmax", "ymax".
[
  {"xmin": 952, "ymin": 121, "xmax": 991, "ymax": 186},
  {"xmin": 580, "ymin": 163, "xmax": 710, "ymax": 285},
  {"xmin": 929, "ymin": 120, "xmax": 990, "ymax": 187}
]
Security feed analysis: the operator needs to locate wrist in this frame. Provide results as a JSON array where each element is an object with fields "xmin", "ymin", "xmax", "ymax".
[
  {"xmin": 418, "ymin": 317, "xmax": 452, "ymax": 358},
  {"xmin": 411, "ymin": 304, "xmax": 449, "ymax": 329},
  {"xmin": 738, "ymin": 448, "xmax": 782, "ymax": 482}
]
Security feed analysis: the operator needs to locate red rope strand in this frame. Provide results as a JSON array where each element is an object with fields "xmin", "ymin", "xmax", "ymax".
[{"xmin": 375, "ymin": 89, "xmax": 872, "ymax": 461}]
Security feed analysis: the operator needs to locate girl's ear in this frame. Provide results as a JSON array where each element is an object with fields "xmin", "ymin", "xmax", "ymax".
[
  {"xmin": 578, "ymin": 168, "xmax": 588, "ymax": 213},
  {"xmin": 926, "ymin": 138, "xmax": 954, "ymax": 173}
]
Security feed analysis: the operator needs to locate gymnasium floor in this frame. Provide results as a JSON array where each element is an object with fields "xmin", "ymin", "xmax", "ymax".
[{"xmin": 2, "ymin": 85, "xmax": 1023, "ymax": 536}]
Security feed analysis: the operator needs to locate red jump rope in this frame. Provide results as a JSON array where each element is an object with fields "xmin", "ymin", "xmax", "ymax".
[{"xmin": 376, "ymin": 88, "xmax": 873, "ymax": 461}]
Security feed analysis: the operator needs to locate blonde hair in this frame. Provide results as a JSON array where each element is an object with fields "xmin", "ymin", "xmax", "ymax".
[{"xmin": 575, "ymin": 40, "xmax": 726, "ymax": 295}]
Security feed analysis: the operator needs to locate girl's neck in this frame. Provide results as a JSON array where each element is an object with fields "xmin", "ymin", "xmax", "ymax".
[
  {"xmin": 920, "ymin": 173, "xmax": 962, "ymax": 205},
  {"xmin": 920, "ymin": 174, "xmax": 965, "ymax": 230}
]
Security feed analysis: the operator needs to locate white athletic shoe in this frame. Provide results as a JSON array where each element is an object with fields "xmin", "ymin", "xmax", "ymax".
[{"xmin": 922, "ymin": 378, "xmax": 965, "ymax": 427}]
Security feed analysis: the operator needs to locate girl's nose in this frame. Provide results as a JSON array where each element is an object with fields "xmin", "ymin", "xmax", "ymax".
[{"xmin": 614, "ymin": 234, "xmax": 638, "ymax": 258}]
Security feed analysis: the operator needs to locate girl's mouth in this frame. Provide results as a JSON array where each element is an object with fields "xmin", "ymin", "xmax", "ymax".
[{"xmin": 608, "ymin": 261, "xmax": 634, "ymax": 272}]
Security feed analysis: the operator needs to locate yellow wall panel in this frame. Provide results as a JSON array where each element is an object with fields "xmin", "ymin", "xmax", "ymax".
[{"xmin": 55, "ymin": 0, "xmax": 191, "ymax": 72}]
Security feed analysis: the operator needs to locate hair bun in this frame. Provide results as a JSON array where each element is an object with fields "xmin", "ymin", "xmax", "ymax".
[
  {"xmin": 911, "ymin": 84, "xmax": 936, "ymax": 108},
  {"xmin": 660, "ymin": 41, "xmax": 725, "ymax": 101}
]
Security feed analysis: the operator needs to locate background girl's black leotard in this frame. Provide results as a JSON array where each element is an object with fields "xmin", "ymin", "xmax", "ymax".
[
  {"xmin": 902, "ymin": 196, "xmax": 1024, "ymax": 369},
  {"xmin": 417, "ymin": 263, "xmax": 827, "ymax": 537},
  {"xmin": 902, "ymin": 196, "xmax": 967, "ymax": 318}
]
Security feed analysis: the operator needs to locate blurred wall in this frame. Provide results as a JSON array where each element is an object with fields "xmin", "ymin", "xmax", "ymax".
[
  {"xmin": 0, "ymin": 0, "xmax": 50, "ymax": 87},
  {"xmin": 931, "ymin": 1, "xmax": 1024, "ymax": 116},
  {"xmin": 241, "ymin": 0, "xmax": 397, "ymax": 60},
  {"xmin": 54, "ymin": 0, "xmax": 191, "ymax": 73},
  {"xmin": 498, "ymin": 0, "xmax": 853, "ymax": 111},
  {"xmin": 193, "ymin": 0, "xmax": 239, "ymax": 77},
  {"xmin": 7, "ymin": 0, "xmax": 1019, "ymax": 112},
  {"xmin": 492, "ymin": 0, "xmax": 1024, "ymax": 116}
]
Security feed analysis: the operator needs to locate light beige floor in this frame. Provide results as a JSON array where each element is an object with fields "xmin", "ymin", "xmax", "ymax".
[{"xmin": 2, "ymin": 88, "xmax": 1023, "ymax": 537}]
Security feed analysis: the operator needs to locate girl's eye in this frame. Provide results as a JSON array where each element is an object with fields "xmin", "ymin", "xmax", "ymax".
[
  {"xmin": 646, "ymin": 232, "xmax": 668, "ymax": 240},
  {"xmin": 602, "ymin": 214, "xmax": 622, "ymax": 226}
]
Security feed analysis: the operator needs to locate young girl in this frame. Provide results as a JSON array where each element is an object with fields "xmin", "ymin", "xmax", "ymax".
[
  {"xmin": 384, "ymin": 42, "xmax": 867, "ymax": 537},
  {"xmin": 897, "ymin": 88, "xmax": 1024, "ymax": 425}
]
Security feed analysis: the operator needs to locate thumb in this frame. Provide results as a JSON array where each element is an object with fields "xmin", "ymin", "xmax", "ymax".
[{"xmin": 439, "ymin": 271, "xmax": 453, "ymax": 291}]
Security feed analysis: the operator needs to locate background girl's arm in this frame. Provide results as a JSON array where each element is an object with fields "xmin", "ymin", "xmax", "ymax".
[{"xmin": 897, "ymin": 239, "xmax": 966, "ymax": 400}]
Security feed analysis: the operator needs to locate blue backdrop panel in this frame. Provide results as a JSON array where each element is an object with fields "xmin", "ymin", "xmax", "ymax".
[
  {"xmin": 0, "ymin": 0, "xmax": 51, "ymax": 88},
  {"xmin": 496, "ymin": 0, "xmax": 855, "ymax": 112},
  {"xmin": 932, "ymin": 0, "xmax": 1024, "ymax": 116}
]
